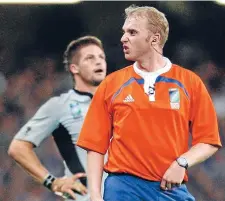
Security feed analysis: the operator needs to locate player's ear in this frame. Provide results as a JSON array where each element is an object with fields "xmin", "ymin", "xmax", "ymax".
[{"xmin": 70, "ymin": 64, "xmax": 79, "ymax": 74}]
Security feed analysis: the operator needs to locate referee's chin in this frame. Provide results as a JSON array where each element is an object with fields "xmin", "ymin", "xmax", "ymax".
[{"xmin": 124, "ymin": 55, "xmax": 136, "ymax": 62}]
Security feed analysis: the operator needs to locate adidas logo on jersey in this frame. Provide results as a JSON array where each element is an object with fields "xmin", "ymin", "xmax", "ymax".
[{"xmin": 123, "ymin": 94, "xmax": 134, "ymax": 102}]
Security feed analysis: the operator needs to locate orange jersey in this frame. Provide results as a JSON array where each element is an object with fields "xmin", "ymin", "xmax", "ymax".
[{"xmin": 77, "ymin": 63, "xmax": 222, "ymax": 182}]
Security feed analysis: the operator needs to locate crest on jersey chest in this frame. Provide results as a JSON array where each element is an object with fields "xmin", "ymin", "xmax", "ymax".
[
  {"xmin": 69, "ymin": 102, "xmax": 82, "ymax": 119},
  {"xmin": 169, "ymin": 88, "xmax": 180, "ymax": 109}
]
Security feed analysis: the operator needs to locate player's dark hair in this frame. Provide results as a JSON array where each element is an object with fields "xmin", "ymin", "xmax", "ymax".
[{"xmin": 63, "ymin": 36, "xmax": 104, "ymax": 71}]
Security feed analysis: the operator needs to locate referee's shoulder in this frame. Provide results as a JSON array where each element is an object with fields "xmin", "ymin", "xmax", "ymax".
[{"xmin": 172, "ymin": 63, "xmax": 202, "ymax": 82}]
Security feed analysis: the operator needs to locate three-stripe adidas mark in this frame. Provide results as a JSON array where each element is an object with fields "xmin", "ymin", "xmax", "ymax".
[{"xmin": 123, "ymin": 94, "xmax": 134, "ymax": 102}]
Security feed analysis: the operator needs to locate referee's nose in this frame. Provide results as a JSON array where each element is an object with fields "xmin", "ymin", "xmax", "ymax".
[{"xmin": 121, "ymin": 32, "xmax": 128, "ymax": 43}]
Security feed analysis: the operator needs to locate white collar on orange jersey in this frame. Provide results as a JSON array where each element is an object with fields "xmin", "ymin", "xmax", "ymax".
[
  {"xmin": 133, "ymin": 57, "xmax": 172, "ymax": 101},
  {"xmin": 133, "ymin": 57, "xmax": 172, "ymax": 78}
]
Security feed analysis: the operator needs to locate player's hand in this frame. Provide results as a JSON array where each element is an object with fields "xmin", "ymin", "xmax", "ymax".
[
  {"xmin": 160, "ymin": 161, "xmax": 186, "ymax": 191},
  {"xmin": 52, "ymin": 173, "xmax": 88, "ymax": 199}
]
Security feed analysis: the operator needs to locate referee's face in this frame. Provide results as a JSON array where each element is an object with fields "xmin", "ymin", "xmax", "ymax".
[
  {"xmin": 76, "ymin": 44, "xmax": 107, "ymax": 86},
  {"xmin": 121, "ymin": 16, "xmax": 152, "ymax": 62}
]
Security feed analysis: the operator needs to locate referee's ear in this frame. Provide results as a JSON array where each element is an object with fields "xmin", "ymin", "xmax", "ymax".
[{"xmin": 70, "ymin": 64, "xmax": 79, "ymax": 74}]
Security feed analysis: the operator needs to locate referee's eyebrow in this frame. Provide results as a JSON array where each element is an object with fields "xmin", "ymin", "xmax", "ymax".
[{"xmin": 122, "ymin": 28, "xmax": 138, "ymax": 34}]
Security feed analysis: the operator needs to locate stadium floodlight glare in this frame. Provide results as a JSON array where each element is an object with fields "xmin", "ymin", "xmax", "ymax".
[
  {"xmin": 214, "ymin": 0, "xmax": 225, "ymax": 5},
  {"xmin": 0, "ymin": 0, "xmax": 81, "ymax": 4}
]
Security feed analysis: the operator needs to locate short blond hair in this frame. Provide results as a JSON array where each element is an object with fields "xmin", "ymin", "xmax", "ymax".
[
  {"xmin": 125, "ymin": 5, "xmax": 169, "ymax": 47},
  {"xmin": 63, "ymin": 36, "xmax": 104, "ymax": 71}
]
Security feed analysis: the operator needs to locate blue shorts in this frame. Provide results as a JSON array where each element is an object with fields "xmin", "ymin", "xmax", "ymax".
[{"xmin": 103, "ymin": 173, "xmax": 195, "ymax": 201}]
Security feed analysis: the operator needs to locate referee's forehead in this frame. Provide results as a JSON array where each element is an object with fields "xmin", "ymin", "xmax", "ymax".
[{"xmin": 123, "ymin": 16, "xmax": 148, "ymax": 31}]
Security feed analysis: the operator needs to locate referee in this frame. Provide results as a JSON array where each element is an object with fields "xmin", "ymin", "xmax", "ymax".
[{"xmin": 8, "ymin": 36, "xmax": 107, "ymax": 201}]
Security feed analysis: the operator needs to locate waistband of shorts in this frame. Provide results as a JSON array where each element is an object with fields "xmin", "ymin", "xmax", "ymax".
[{"xmin": 106, "ymin": 172, "xmax": 186, "ymax": 184}]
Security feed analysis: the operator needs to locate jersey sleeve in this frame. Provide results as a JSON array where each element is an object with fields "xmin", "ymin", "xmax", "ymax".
[
  {"xmin": 14, "ymin": 97, "xmax": 60, "ymax": 147},
  {"xmin": 190, "ymin": 75, "xmax": 222, "ymax": 147},
  {"xmin": 76, "ymin": 79, "xmax": 112, "ymax": 154}
]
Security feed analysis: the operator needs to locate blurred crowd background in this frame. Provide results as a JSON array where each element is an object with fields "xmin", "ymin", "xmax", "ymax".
[{"xmin": 0, "ymin": 1, "xmax": 225, "ymax": 201}]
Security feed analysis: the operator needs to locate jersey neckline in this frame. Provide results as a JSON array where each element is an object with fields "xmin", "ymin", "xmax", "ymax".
[{"xmin": 73, "ymin": 89, "xmax": 93, "ymax": 99}]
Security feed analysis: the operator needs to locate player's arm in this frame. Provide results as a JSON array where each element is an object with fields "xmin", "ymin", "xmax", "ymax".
[
  {"xmin": 8, "ymin": 139, "xmax": 49, "ymax": 183},
  {"xmin": 8, "ymin": 98, "xmax": 58, "ymax": 184},
  {"xmin": 8, "ymin": 139, "xmax": 86, "ymax": 199},
  {"xmin": 77, "ymin": 79, "xmax": 111, "ymax": 201},
  {"xmin": 8, "ymin": 97, "xmax": 87, "ymax": 199}
]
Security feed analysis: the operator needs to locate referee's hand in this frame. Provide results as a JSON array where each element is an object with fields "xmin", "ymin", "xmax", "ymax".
[
  {"xmin": 160, "ymin": 161, "xmax": 185, "ymax": 191},
  {"xmin": 51, "ymin": 173, "xmax": 88, "ymax": 200}
]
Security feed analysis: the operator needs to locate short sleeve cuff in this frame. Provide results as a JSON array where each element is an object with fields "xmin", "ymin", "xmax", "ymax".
[
  {"xmin": 192, "ymin": 138, "xmax": 222, "ymax": 148},
  {"xmin": 13, "ymin": 135, "xmax": 40, "ymax": 147},
  {"xmin": 77, "ymin": 140, "xmax": 106, "ymax": 155}
]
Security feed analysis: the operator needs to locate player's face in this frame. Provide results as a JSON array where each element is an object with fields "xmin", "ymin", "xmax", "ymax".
[
  {"xmin": 77, "ymin": 45, "xmax": 107, "ymax": 86},
  {"xmin": 121, "ymin": 16, "xmax": 152, "ymax": 61}
]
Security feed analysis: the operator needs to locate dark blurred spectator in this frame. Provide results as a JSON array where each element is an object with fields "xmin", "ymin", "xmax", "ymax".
[{"xmin": 0, "ymin": 72, "xmax": 7, "ymax": 96}]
